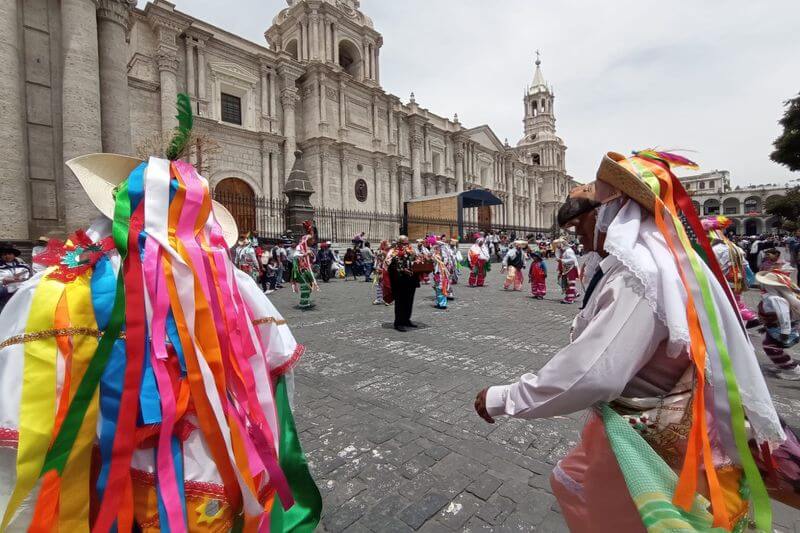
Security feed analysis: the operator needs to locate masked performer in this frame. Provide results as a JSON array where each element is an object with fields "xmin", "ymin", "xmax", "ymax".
[
  {"xmin": 475, "ymin": 150, "xmax": 798, "ymax": 532},
  {"xmin": 702, "ymin": 216, "xmax": 760, "ymax": 328},
  {"xmin": 0, "ymin": 95, "xmax": 321, "ymax": 532},
  {"xmin": 291, "ymin": 221, "xmax": 319, "ymax": 310}
]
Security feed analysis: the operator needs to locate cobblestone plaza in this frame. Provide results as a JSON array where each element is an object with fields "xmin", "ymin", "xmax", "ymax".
[{"xmin": 270, "ymin": 260, "xmax": 800, "ymax": 532}]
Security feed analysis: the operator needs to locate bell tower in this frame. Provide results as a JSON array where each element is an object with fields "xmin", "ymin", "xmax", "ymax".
[
  {"xmin": 523, "ymin": 51, "xmax": 556, "ymax": 137},
  {"xmin": 266, "ymin": 0, "xmax": 382, "ymax": 85}
]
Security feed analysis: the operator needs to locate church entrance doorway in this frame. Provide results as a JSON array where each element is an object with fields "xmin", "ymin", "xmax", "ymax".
[{"xmin": 215, "ymin": 178, "xmax": 256, "ymax": 235}]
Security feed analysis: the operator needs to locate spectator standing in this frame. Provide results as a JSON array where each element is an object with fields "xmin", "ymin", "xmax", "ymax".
[
  {"xmin": 343, "ymin": 248, "xmax": 357, "ymax": 280},
  {"xmin": 317, "ymin": 241, "xmax": 334, "ymax": 282},
  {"xmin": 272, "ymin": 242, "xmax": 288, "ymax": 288},
  {"xmin": 31, "ymin": 236, "xmax": 49, "ymax": 273},
  {"xmin": 0, "ymin": 243, "xmax": 31, "ymax": 312},
  {"xmin": 361, "ymin": 242, "xmax": 375, "ymax": 281}
]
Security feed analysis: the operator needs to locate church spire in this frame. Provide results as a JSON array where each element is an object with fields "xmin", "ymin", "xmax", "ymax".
[{"xmin": 531, "ymin": 50, "xmax": 548, "ymax": 93}]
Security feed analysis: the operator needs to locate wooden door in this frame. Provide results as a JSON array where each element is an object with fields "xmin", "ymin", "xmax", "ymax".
[
  {"xmin": 477, "ymin": 205, "xmax": 492, "ymax": 232},
  {"xmin": 215, "ymin": 178, "xmax": 256, "ymax": 235}
]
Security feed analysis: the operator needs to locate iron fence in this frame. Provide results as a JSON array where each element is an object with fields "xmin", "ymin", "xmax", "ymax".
[
  {"xmin": 212, "ymin": 192, "xmax": 287, "ymax": 240},
  {"xmin": 316, "ymin": 207, "xmax": 402, "ymax": 243},
  {"xmin": 212, "ymin": 190, "xmax": 555, "ymax": 244}
]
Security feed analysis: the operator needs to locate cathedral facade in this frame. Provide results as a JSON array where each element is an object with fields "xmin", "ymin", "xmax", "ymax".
[{"xmin": 0, "ymin": 0, "xmax": 573, "ymax": 241}]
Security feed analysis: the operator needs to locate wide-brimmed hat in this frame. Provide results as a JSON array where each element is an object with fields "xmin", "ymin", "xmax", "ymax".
[
  {"xmin": 595, "ymin": 150, "xmax": 699, "ymax": 214},
  {"xmin": 66, "ymin": 153, "xmax": 238, "ymax": 247},
  {"xmin": 0, "ymin": 243, "xmax": 21, "ymax": 256},
  {"xmin": 514, "ymin": 239, "xmax": 528, "ymax": 246},
  {"xmin": 756, "ymin": 270, "xmax": 799, "ymax": 291}
]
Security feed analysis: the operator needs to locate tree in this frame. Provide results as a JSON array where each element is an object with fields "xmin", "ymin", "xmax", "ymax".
[
  {"xmin": 765, "ymin": 187, "xmax": 800, "ymax": 231},
  {"xmin": 771, "ymin": 93, "xmax": 800, "ymax": 171},
  {"xmin": 782, "ymin": 219, "xmax": 799, "ymax": 232}
]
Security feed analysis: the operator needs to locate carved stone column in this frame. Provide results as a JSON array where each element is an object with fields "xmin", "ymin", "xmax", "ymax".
[
  {"xmin": 454, "ymin": 143, "xmax": 465, "ymax": 192},
  {"xmin": 410, "ymin": 130, "xmax": 423, "ymax": 198},
  {"xmin": 184, "ymin": 36, "xmax": 195, "ymax": 97},
  {"xmin": 259, "ymin": 59, "xmax": 270, "ymax": 130},
  {"xmin": 62, "ymin": 0, "xmax": 103, "ymax": 231},
  {"xmin": 156, "ymin": 51, "xmax": 179, "ymax": 134},
  {"xmin": 260, "ymin": 136, "xmax": 271, "ymax": 197},
  {"xmin": 310, "ymin": 11, "xmax": 320, "ymax": 61},
  {"xmin": 281, "ymin": 87, "xmax": 299, "ymax": 181},
  {"xmin": 505, "ymin": 157, "xmax": 515, "ymax": 225},
  {"xmin": 333, "ymin": 23, "xmax": 339, "ymax": 65},
  {"xmin": 0, "ymin": 0, "xmax": 29, "ymax": 238},
  {"xmin": 97, "ymin": 0, "xmax": 134, "ymax": 155},
  {"xmin": 150, "ymin": 15, "xmax": 182, "ymax": 135},
  {"xmin": 196, "ymin": 40, "xmax": 208, "ymax": 116}
]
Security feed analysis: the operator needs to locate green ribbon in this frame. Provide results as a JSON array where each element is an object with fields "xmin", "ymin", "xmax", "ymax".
[
  {"xmin": 40, "ymin": 180, "xmax": 131, "ymax": 475},
  {"xmin": 270, "ymin": 375, "xmax": 322, "ymax": 533},
  {"xmin": 670, "ymin": 212, "xmax": 772, "ymax": 532},
  {"xmin": 629, "ymin": 159, "xmax": 661, "ymax": 198}
]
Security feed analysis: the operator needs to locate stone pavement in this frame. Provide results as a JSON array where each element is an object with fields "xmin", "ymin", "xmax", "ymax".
[{"xmin": 268, "ymin": 259, "xmax": 800, "ymax": 532}]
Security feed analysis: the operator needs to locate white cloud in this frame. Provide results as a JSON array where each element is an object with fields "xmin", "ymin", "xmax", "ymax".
[{"xmin": 141, "ymin": 0, "xmax": 800, "ymax": 186}]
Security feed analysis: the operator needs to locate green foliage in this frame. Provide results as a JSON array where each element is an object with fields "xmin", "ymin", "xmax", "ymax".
[
  {"xmin": 771, "ymin": 93, "xmax": 800, "ymax": 171},
  {"xmin": 782, "ymin": 219, "xmax": 799, "ymax": 232},
  {"xmin": 166, "ymin": 93, "xmax": 194, "ymax": 161},
  {"xmin": 765, "ymin": 187, "xmax": 800, "ymax": 226}
]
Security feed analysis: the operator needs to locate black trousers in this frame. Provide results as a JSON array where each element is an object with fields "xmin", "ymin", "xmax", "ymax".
[
  {"xmin": 391, "ymin": 280, "xmax": 417, "ymax": 327},
  {"xmin": 319, "ymin": 262, "xmax": 332, "ymax": 282}
]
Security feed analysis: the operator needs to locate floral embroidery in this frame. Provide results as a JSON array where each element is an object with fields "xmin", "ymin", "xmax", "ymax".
[{"xmin": 36, "ymin": 230, "xmax": 115, "ymax": 283}]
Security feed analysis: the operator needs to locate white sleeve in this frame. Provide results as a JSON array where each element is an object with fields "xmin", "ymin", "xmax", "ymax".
[
  {"xmin": 234, "ymin": 269, "xmax": 300, "ymax": 372},
  {"xmin": 486, "ymin": 277, "xmax": 667, "ymax": 419},
  {"xmin": 765, "ymin": 295, "xmax": 792, "ymax": 335}
]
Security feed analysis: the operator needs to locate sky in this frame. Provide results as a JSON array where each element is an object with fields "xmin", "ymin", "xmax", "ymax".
[{"xmin": 141, "ymin": 0, "xmax": 800, "ymax": 187}]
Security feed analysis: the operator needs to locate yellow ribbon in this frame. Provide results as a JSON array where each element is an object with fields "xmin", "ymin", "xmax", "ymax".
[
  {"xmin": 58, "ymin": 275, "xmax": 100, "ymax": 532},
  {"xmin": 1, "ymin": 278, "xmax": 64, "ymax": 530}
]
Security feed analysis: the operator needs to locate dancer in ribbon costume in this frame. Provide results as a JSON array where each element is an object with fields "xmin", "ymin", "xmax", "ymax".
[
  {"xmin": 702, "ymin": 216, "xmax": 760, "ymax": 328},
  {"xmin": 757, "ymin": 269, "xmax": 800, "ymax": 380},
  {"xmin": 291, "ymin": 221, "xmax": 319, "ymax": 310},
  {"xmin": 528, "ymin": 250, "xmax": 547, "ymax": 299},
  {"xmin": 468, "ymin": 238, "xmax": 490, "ymax": 287},
  {"xmin": 372, "ymin": 240, "xmax": 390, "ymax": 305},
  {"xmin": 557, "ymin": 241, "xmax": 579, "ymax": 304},
  {"xmin": 475, "ymin": 150, "xmax": 798, "ymax": 532},
  {"xmin": 431, "ymin": 241, "xmax": 450, "ymax": 309},
  {"xmin": 449, "ymin": 238, "xmax": 463, "ymax": 286},
  {"xmin": 0, "ymin": 95, "xmax": 321, "ymax": 532},
  {"xmin": 502, "ymin": 240, "xmax": 527, "ymax": 291}
]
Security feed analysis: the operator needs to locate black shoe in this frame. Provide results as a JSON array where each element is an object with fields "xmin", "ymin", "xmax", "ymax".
[
  {"xmin": 405, "ymin": 322, "xmax": 419, "ymax": 328},
  {"xmin": 745, "ymin": 318, "xmax": 761, "ymax": 329},
  {"xmin": 394, "ymin": 325, "xmax": 408, "ymax": 332}
]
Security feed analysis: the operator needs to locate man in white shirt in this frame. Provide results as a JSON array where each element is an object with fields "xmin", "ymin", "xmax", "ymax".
[{"xmin": 474, "ymin": 151, "xmax": 789, "ymax": 532}]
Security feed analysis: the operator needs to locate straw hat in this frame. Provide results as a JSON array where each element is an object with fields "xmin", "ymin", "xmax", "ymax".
[
  {"xmin": 756, "ymin": 270, "xmax": 799, "ymax": 291},
  {"xmin": 514, "ymin": 239, "xmax": 528, "ymax": 246},
  {"xmin": 596, "ymin": 152, "xmax": 658, "ymax": 213},
  {"xmin": 66, "ymin": 153, "xmax": 238, "ymax": 247}
]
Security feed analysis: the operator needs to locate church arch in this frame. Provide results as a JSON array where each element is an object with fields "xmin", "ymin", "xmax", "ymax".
[
  {"xmin": 338, "ymin": 39, "xmax": 362, "ymax": 79},
  {"xmin": 213, "ymin": 177, "xmax": 257, "ymax": 235}
]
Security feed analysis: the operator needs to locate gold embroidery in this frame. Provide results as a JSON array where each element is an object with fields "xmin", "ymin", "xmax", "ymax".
[
  {"xmin": 0, "ymin": 328, "xmax": 126, "ymax": 350},
  {"xmin": 252, "ymin": 317, "xmax": 287, "ymax": 326}
]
